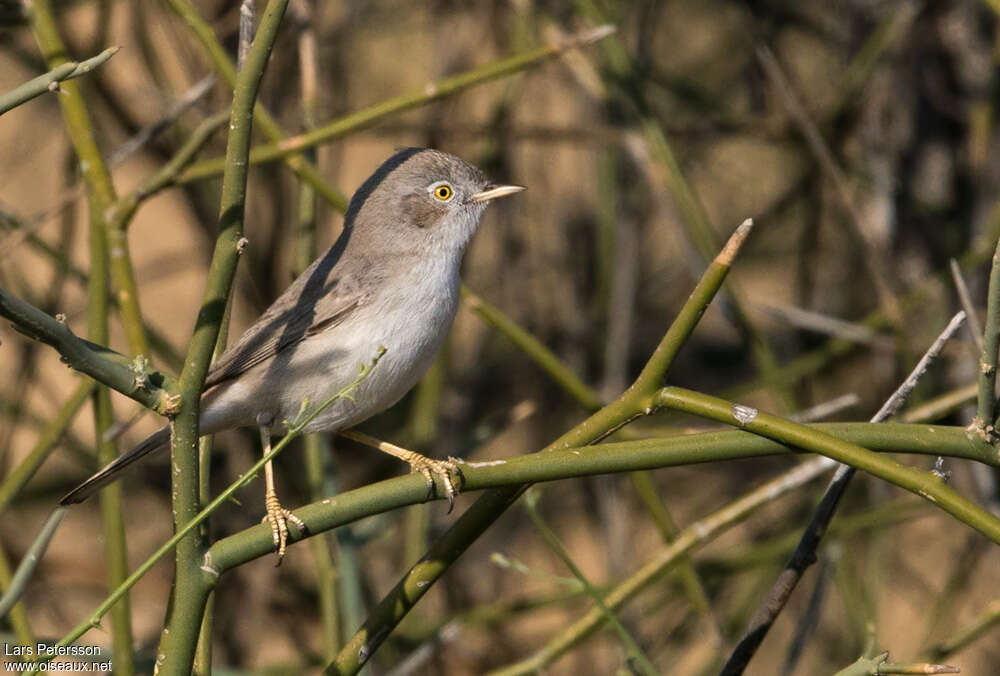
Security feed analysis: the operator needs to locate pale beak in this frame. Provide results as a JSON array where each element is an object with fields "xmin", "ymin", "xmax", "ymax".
[{"xmin": 468, "ymin": 184, "xmax": 525, "ymax": 203}]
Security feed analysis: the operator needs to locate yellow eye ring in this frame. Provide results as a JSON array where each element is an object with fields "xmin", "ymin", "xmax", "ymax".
[{"xmin": 432, "ymin": 184, "xmax": 453, "ymax": 201}]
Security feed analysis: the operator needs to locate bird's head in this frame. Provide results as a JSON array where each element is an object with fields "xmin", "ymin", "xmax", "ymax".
[{"xmin": 345, "ymin": 148, "xmax": 523, "ymax": 255}]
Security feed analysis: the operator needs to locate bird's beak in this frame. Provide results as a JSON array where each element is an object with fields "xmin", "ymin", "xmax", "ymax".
[{"xmin": 468, "ymin": 184, "xmax": 525, "ymax": 203}]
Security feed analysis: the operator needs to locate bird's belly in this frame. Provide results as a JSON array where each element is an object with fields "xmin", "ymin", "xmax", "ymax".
[{"xmin": 211, "ymin": 291, "xmax": 456, "ymax": 434}]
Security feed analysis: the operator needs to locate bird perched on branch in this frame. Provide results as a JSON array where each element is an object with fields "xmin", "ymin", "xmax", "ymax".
[{"xmin": 61, "ymin": 148, "xmax": 524, "ymax": 560}]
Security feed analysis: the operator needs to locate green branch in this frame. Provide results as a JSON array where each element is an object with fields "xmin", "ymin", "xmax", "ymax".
[
  {"xmin": 0, "ymin": 288, "xmax": 179, "ymax": 413},
  {"xmin": 324, "ymin": 219, "xmax": 754, "ymax": 674},
  {"xmin": 655, "ymin": 387, "xmax": 1000, "ymax": 543},
  {"xmin": 0, "ymin": 46, "xmax": 118, "ymax": 115},
  {"xmin": 178, "ymin": 25, "xmax": 617, "ymax": 184},
  {"xmin": 27, "ymin": 5, "xmax": 135, "ymax": 668},
  {"xmin": 927, "ymin": 599, "xmax": 1000, "ymax": 661},
  {"xmin": 0, "ymin": 380, "xmax": 93, "ymax": 513},
  {"xmin": 164, "ymin": 0, "xmax": 348, "ymax": 210},
  {"xmin": 206, "ymin": 421, "xmax": 984, "ymax": 573},
  {"xmin": 31, "ymin": 350, "xmax": 384, "ymax": 672},
  {"xmin": 156, "ymin": 1, "xmax": 290, "ymax": 674}
]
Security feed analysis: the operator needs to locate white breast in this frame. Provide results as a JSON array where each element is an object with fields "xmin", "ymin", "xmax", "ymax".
[{"xmin": 207, "ymin": 249, "xmax": 464, "ymax": 435}]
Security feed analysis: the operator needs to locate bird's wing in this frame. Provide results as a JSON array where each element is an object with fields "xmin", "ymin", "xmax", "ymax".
[{"xmin": 204, "ymin": 271, "xmax": 365, "ymax": 389}]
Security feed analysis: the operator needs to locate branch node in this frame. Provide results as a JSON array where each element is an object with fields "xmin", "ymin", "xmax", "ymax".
[
  {"xmin": 158, "ymin": 392, "xmax": 182, "ymax": 417},
  {"xmin": 131, "ymin": 354, "xmax": 152, "ymax": 391},
  {"xmin": 966, "ymin": 417, "xmax": 997, "ymax": 444}
]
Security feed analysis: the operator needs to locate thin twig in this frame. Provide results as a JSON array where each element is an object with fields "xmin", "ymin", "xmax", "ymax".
[
  {"xmin": 950, "ymin": 258, "xmax": 983, "ymax": 351},
  {"xmin": 107, "ymin": 74, "xmax": 216, "ymax": 166},
  {"xmin": 755, "ymin": 43, "xmax": 902, "ymax": 325},
  {"xmin": 178, "ymin": 25, "xmax": 618, "ymax": 183},
  {"xmin": 522, "ymin": 489, "xmax": 658, "ymax": 675},
  {"xmin": 0, "ymin": 380, "xmax": 94, "ymax": 513},
  {"xmin": 756, "ymin": 302, "xmax": 893, "ymax": 349},
  {"xmin": 978, "ymin": 238, "xmax": 1000, "ymax": 438},
  {"xmin": 0, "ymin": 509, "xmax": 66, "ymax": 617},
  {"xmin": 789, "ymin": 393, "xmax": 861, "ymax": 423},
  {"xmin": 719, "ymin": 312, "xmax": 967, "ymax": 675},
  {"xmin": 926, "ymin": 598, "xmax": 1000, "ymax": 660}
]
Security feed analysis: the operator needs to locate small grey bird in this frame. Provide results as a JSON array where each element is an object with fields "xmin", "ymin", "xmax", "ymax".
[{"xmin": 61, "ymin": 147, "xmax": 523, "ymax": 558}]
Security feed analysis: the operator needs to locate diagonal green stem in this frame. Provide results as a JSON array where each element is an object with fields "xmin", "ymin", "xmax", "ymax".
[
  {"xmin": 178, "ymin": 25, "xmax": 616, "ymax": 185},
  {"xmin": 0, "ymin": 380, "xmax": 93, "ymax": 513},
  {"xmin": 323, "ymin": 219, "xmax": 754, "ymax": 674},
  {"xmin": 164, "ymin": 0, "xmax": 348, "ymax": 210},
  {"xmin": 523, "ymin": 490, "xmax": 658, "ymax": 675},
  {"xmin": 0, "ymin": 46, "xmax": 119, "ymax": 115}
]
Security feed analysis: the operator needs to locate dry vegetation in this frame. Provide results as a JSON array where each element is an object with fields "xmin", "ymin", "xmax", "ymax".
[{"xmin": 2, "ymin": 1, "xmax": 1000, "ymax": 674}]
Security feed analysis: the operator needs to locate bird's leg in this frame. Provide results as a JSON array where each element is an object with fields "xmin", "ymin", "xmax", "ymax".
[
  {"xmin": 258, "ymin": 420, "xmax": 306, "ymax": 564},
  {"xmin": 340, "ymin": 429, "xmax": 464, "ymax": 512}
]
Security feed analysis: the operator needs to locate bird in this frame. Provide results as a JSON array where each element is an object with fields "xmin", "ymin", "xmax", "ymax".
[{"xmin": 60, "ymin": 147, "xmax": 524, "ymax": 560}]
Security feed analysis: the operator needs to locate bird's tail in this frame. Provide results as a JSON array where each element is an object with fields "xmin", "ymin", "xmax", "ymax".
[{"xmin": 59, "ymin": 427, "xmax": 171, "ymax": 505}]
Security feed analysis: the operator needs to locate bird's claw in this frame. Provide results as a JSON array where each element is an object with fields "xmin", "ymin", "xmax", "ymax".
[
  {"xmin": 262, "ymin": 489, "xmax": 307, "ymax": 565},
  {"xmin": 411, "ymin": 456, "xmax": 464, "ymax": 513}
]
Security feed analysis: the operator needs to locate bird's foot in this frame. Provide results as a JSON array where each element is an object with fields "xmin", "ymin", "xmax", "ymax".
[
  {"xmin": 406, "ymin": 453, "xmax": 464, "ymax": 512},
  {"xmin": 262, "ymin": 488, "xmax": 306, "ymax": 565}
]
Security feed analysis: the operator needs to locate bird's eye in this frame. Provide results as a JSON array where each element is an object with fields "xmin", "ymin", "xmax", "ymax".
[{"xmin": 431, "ymin": 183, "xmax": 453, "ymax": 201}]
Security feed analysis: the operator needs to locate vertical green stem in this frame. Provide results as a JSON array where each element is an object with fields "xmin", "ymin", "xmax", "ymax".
[
  {"xmin": 980, "ymin": 239, "xmax": 1000, "ymax": 434},
  {"xmin": 156, "ymin": 2, "xmax": 290, "ymax": 674},
  {"xmin": 290, "ymin": 0, "xmax": 344, "ymax": 657},
  {"xmin": 27, "ymin": 3, "xmax": 136, "ymax": 672},
  {"xmin": 164, "ymin": 0, "xmax": 348, "ymax": 210}
]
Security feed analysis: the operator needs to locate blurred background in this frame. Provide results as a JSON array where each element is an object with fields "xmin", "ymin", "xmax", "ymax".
[{"xmin": 2, "ymin": 0, "xmax": 1000, "ymax": 674}]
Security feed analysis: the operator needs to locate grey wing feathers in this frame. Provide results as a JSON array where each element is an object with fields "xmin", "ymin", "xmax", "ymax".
[
  {"xmin": 61, "ymin": 246, "xmax": 366, "ymax": 505},
  {"xmin": 59, "ymin": 427, "xmax": 171, "ymax": 504},
  {"xmin": 204, "ymin": 270, "xmax": 364, "ymax": 389}
]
